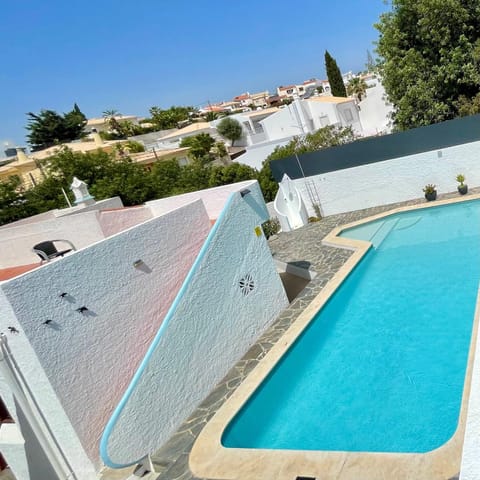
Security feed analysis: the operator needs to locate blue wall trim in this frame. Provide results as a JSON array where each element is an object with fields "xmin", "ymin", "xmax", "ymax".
[{"xmin": 100, "ymin": 193, "xmax": 236, "ymax": 468}]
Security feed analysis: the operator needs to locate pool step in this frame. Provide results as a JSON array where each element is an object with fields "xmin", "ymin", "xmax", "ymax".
[{"xmin": 370, "ymin": 218, "xmax": 399, "ymax": 248}]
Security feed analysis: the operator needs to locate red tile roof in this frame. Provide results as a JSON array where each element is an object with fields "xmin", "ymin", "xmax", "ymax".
[{"xmin": 0, "ymin": 264, "xmax": 39, "ymax": 281}]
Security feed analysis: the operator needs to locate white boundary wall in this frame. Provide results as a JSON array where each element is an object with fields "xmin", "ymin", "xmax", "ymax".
[
  {"xmin": 146, "ymin": 180, "xmax": 258, "ymax": 219},
  {"xmin": 0, "ymin": 200, "xmax": 210, "ymax": 475},
  {"xmin": 292, "ymin": 140, "xmax": 480, "ymax": 217},
  {"xmin": 101, "ymin": 182, "xmax": 289, "ymax": 466}
]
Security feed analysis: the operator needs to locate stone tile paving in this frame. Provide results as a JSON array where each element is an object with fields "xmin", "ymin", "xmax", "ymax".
[{"xmin": 150, "ymin": 190, "xmax": 475, "ymax": 480}]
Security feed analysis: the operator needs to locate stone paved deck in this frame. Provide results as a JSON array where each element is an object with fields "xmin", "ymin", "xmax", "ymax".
[{"xmin": 150, "ymin": 190, "xmax": 474, "ymax": 480}]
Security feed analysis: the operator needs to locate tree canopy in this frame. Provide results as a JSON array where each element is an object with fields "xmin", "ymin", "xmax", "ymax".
[
  {"xmin": 0, "ymin": 147, "xmax": 260, "ymax": 226},
  {"xmin": 347, "ymin": 77, "xmax": 368, "ymax": 102},
  {"xmin": 180, "ymin": 133, "xmax": 216, "ymax": 161},
  {"xmin": 258, "ymin": 125, "xmax": 356, "ymax": 202},
  {"xmin": 148, "ymin": 106, "xmax": 193, "ymax": 130},
  {"xmin": 26, "ymin": 104, "xmax": 87, "ymax": 151},
  {"xmin": 216, "ymin": 117, "xmax": 243, "ymax": 146},
  {"xmin": 375, "ymin": 0, "xmax": 480, "ymax": 130},
  {"xmin": 325, "ymin": 51, "xmax": 347, "ymax": 97}
]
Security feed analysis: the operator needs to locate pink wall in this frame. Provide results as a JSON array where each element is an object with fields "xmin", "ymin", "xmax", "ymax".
[{"xmin": 99, "ymin": 207, "xmax": 153, "ymax": 237}]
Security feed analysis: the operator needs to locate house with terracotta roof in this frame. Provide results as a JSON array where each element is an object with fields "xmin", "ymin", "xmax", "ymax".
[
  {"xmin": 232, "ymin": 91, "xmax": 270, "ymax": 108},
  {"xmin": 277, "ymin": 79, "xmax": 323, "ymax": 100}
]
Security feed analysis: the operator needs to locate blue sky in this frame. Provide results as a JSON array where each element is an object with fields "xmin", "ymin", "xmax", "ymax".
[{"xmin": 0, "ymin": 0, "xmax": 389, "ymax": 152}]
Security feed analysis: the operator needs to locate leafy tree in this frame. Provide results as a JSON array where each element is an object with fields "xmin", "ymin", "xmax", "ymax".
[
  {"xmin": 217, "ymin": 117, "xmax": 243, "ymax": 146},
  {"xmin": 26, "ymin": 105, "xmax": 87, "ymax": 151},
  {"xmin": 64, "ymin": 103, "xmax": 88, "ymax": 140},
  {"xmin": 211, "ymin": 141, "xmax": 228, "ymax": 161},
  {"xmin": 0, "ymin": 176, "xmax": 30, "ymax": 225},
  {"xmin": 92, "ymin": 160, "xmax": 155, "ymax": 206},
  {"xmin": 347, "ymin": 77, "xmax": 368, "ymax": 102},
  {"xmin": 257, "ymin": 161, "xmax": 278, "ymax": 202},
  {"xmin": 325, "ymin": 51, "xmax": 347, "ymax": 97},
  {"xmin": 259, "ymin": 125, "xmax": 356, "ymax": 201},
  {"xmin": 175, "ymin": 162, "xmax": 212, "ymax": 192},
  {"xmin": 102, "ymin": 109, "xmax": 120, "ymax": 118},
  {"xmin": 456, "ymin": 93, "xmax": 480, "ymax": 117},
  {"xmin": 208, "ymin": 162, "xmax": 257, "ymax": 187},
  {"xmin": 150, "ymin": 160, "xmax": 182, "ymax": 198},
  {"xmin": 204, "ymin": 111, "xmax": 219, "ymax": 122},
  {"xmin": 44, "ymin": 147, "xmax": 155, "ymax": 206},
  {"xmin": 375, "ymin": 0, "xmax": 480, "ymax": 130},
  {"xmin": 149, "ymin": 106, "xmax": 193, "ymax": 130},
  {"xmin": 180, "ymin": 133, "xmax": 216, "ymax": 161},
  {"xmin": 267, "ymin": 125, "xmax": 355, "ymax": 162}
]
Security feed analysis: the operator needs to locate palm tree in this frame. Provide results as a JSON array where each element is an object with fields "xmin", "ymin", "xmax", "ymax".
[
  {"xmin": 347, "ymin": 77, "xmax": 368, "ymax": 102},
  {"xmin": 102, "ymin": 109, "xmax": 120, "ymax": 119}
]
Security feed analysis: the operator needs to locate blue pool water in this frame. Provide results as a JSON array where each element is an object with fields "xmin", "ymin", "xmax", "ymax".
[{"xmin": 222, "ymin": 201, "xmax": 480, "ymax": 453}]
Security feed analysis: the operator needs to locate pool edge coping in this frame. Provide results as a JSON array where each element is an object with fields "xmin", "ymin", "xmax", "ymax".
[{"xmin": 190, "ymin": 193, "xmax": 480, "ymax": 480}]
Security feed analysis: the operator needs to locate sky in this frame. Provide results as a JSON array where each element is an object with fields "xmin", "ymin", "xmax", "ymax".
[{"xmin": 0, "ymin": 0, "xmax": 389, "ymax": 152}]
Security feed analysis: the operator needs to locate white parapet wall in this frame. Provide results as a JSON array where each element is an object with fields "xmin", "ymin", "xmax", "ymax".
[
  {"xmin": 292, "ymin": 139, "xmax": 480, "ymax": 217},
  {"xmin": 0, "ymin": 199, "xmax": 211, "ymax": 477},
  {"xmin": 146, "ymin": 179, "xmax": 258, "ymax": 220},
  {"xmin": 0, "ymin": 211, "xmax": 106, "ymax": 269},
  {"xmin": 100, "ymin": 181, "xmax": 289, "ymax": 467}
]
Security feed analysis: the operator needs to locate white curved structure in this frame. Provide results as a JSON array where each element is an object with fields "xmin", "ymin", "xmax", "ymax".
[{"xmin": 274, "ymin": 174, "xmax": 309, "ymax": 231}]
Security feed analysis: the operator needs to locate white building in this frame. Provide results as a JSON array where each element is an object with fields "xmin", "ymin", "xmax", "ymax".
[
  {"xmin": 260, "ymin": 97, "xmax": 363, "ymax": 142},
  {"xmin": 230, "ymin": 97, "xmax": 362, "ymax": 171},
  {"xmin": 358, "ymin": 82, "xmax": 394, "ymax": 136},
  {"xmin": 0, "ymin": 181, "xmax": 288, "ymax": 479},
  {"xmin": 212, "ymin": 108, "xmax": 280, "ymax": 147}
]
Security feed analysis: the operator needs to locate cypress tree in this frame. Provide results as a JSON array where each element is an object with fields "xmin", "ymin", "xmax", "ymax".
[{"xmin": 325, "ymin": 50, "xmax": 347, "ymax": 97}]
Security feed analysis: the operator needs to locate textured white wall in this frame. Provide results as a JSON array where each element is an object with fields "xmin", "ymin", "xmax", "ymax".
[
  {"xmin": 146, "ymin": 180, "xmax": 258, "ymax": 220},
  {"xmin": 305, "ymin": 101, "xmax": 337, "ymax": 130},
  {"xmin": 358, "ymin": 83, "xmax": 394, "ymax": 136},
  {"xmin": 293, "ymin": 140, "xmax": 480, "ymax": 217},
  {"xmin": 54, "ymin": 197, "xmax": 123, "ymax": 218},
  {"xmin": 0, "ymin": 200, "xmax": 210, "ymax": 471},
  {"xmin": 98, "ymin": 207, "xmax": 153, "ymax": 237},
  {"xmin": 101, "ymin": 182, "xmax": 288, "ymax": 466},
  {"xmin": 0, "ymin": 211, "xmax": 105, "ymax": 268},
  {"xmin": 261, "ymin": 106, "xmax": 305, "ymax": 141},
  {"xmin": 0, "ymin": 293, "xmax": 97, "ymax": 479}
]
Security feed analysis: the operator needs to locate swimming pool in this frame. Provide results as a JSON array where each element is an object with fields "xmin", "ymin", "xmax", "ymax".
[{"xmin": 222, "ymin": 200, "xmax": 480, "ymax": 453}]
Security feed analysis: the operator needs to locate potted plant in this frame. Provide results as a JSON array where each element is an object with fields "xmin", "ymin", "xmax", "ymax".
[
  {"xmin": 456, "ymin": 174, "xmax": 468, "ymax": 195},
  {"xmin": 423, "ymin": 184, "xmax": 437, "ymax": 201}
]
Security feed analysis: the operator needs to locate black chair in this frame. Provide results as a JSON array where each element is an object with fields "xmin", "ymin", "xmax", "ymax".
[{"xmin": 32, "ymin": 239, "xmax": 76, "ymax": 263}]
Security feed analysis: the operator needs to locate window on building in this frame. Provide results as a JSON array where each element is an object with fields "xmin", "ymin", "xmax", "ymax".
[
  {"xmin": 286, "ymin": 89, "xmax": 293, "ymax": 94},
  {"xmin": 243, "ymin": 122, "xmax": 253, "ymax": 134},
  {"xmin": 344, "ymin": 109, "xmax": 354, "ymax": 123},
  {"xmin": 319, "ymin": 115, "xmax": 329, "ymax": 127}
]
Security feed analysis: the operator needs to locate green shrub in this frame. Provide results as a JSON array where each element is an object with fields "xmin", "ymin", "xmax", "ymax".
[{"xmin": 262, "ymin": 218, "xmax": 280, "ymax": 238}]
